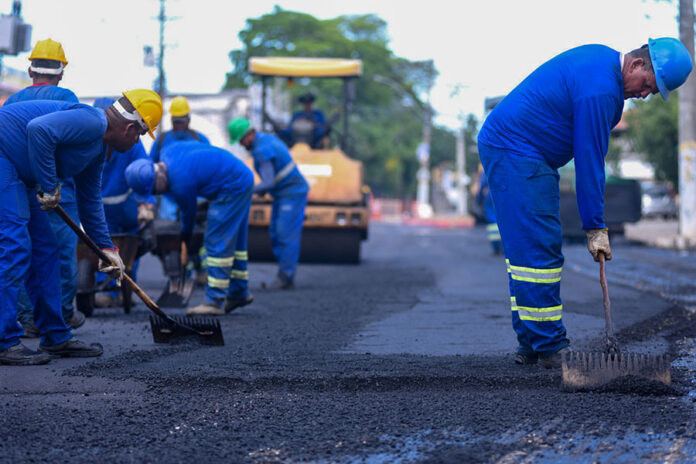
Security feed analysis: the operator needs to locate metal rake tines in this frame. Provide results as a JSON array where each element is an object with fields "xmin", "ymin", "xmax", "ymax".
[
  {"xmin": 562, "ymin": 352, "xmax": 669, "ymax": 372},
  {"xmin": 149, "ymin": 314, "xmax": 225, "ymax": 346}
]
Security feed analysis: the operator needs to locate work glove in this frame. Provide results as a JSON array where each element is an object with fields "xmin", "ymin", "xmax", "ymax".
[
  {"xmin": 36, "ymin": 183, "xmax": 62, "ymax": 210},
  {"xmin": 586, "ymin": 228, "xmax": 612, "ymax": 262},
  {"xmin": 99, "ymin": 248, "xmax": 125, "ymax": 285},
  {"xmin": 137, "ymin": 203, "xmax": 155, "ymax": 223}
]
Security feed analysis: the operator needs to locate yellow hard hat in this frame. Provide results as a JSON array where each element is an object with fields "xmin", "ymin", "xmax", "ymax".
[
  {"xmin": 169, "ymin": 96, "xmax": 190, "ymax": 117},
  {"xmin": 28, "ymin": 39, "xmax": 68, "ymax": 65},
  {"xmin": 121, "ymin": 89, "xmax": 163, "ymax": 140}
]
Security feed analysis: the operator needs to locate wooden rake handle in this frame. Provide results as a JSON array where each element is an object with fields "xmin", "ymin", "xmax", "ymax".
[
  {"xmin": 599, "ymin": 252, "xmax": 618, "ymax": 353},
  {"xmin": 53, "ymin": 204, "xmax": 170, "ymax": 321}
]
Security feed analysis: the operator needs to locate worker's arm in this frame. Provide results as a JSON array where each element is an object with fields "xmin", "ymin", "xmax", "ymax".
[
  {"xmin": 131, "ymin": 142, "xmax": 157, "ymax": 205},
  {"xmin": 572, "ymin": 94, "xmax": 621, "ymax": 230},
  {"xmin": 253, "ymin": 160, "xmax": 276, "ymax": 195},
  {"xmin": 74, "ymin": 154, "xmax": 114, "ymax": 249},
  {"xmin": 26, "ymin": 106, "xmax": 106, "ymax": 195}
]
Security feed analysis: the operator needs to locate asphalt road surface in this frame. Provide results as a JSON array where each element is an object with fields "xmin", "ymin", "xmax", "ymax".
[{"xmin": 3, "ymin": 222, "xmax": 696, "ymax": 463}]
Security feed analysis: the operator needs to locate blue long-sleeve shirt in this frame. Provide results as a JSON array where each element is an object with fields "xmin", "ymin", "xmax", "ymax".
[
  {"xmin": 149, "ymin": 129, "xmax": 210, "ymax": 162},
  {"xmin": 250, "ymin": 132, "xmax": 309, "ymax": 198},
  {"xmin": 478, "ymin": 44, "xmax": 624, "ymax": 230},
  {"xmin": 102, "ymin": 141, "xmax": 155, "ymax": 233},
  {"xmin": 4, "ymin": 84, "xmax": 79, "ymax": 105},
  {"xmin": 0, "ymin": 100, "xmax": 113, "ymax": 248},
  {"xmin": 4, "ymin": 83, "xmax": 80, "ymax": 202},
  {"xmin": 161, "ymin": 141, "xmax": 253, "ymax": 236}
]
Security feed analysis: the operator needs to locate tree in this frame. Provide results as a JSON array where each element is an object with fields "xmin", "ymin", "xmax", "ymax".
[
  {"xmin": 625, "ymin": 94, "xmax": 679, "ymax": 187},
  {"xmin": 224, "ymin": 7, "xmax": 460, "ymax": 197}
]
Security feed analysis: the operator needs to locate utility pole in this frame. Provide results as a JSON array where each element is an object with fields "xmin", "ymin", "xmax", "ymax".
[
  {"xmin": 156, "ymin": 0, "xmax": 166, "ymax": 98},
  {"xmin": 416, "ymin": 60, "xmax": 434, "ymax": 218},
  {"xmin": 455, "ymin": 115, "xmax": 468, "ymax": 216},
  {"xmin": 678, "ymin": 0, "xmax": 696, "ymax": 238}
]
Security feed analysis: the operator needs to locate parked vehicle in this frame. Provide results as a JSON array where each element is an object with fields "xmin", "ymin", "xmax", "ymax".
[{"xmin": 641, "ymin": 181, "xmax": 678, "ymax": 219}]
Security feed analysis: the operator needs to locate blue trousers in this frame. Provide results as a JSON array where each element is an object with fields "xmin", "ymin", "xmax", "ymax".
[
  {"xmin": 478, "ymin": 143, "xmax": 569, "ymax": 356},
  {"xmin": 0, "ymin": 156, "xmax": 72, "ymax": 350},
  {"xmin": 270, "ymin": 194, "xmax": 307, "ymax": 283},
  {"xmin": 204, "ymin": 190, "xmax": 253, "ymax": 305}
]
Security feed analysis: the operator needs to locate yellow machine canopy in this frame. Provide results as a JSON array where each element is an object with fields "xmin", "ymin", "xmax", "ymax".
[{"xmin": 249, "ymin": 57, "xmax": 362, "ymax": 78}]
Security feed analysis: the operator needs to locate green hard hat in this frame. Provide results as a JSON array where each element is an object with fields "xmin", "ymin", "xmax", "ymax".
[{"xmin": 228, "ymin": 117, "xmax": 251, "ymax": 144}]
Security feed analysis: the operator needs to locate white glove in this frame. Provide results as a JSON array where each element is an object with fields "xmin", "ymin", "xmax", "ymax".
[
  {"xmin": 137, "ymin": 203, "xmax": 155, "ymax": 223},
  {"xmin": 99, "ymin": 248, "xmax": 125, "ymax": 285},
  {"xmin": 36, "ymin": 183, "xmax": 62, "ymax": 210},
  {"xmin": 586, "ymin": 228, "xmax": 612, "ymax": 262}
]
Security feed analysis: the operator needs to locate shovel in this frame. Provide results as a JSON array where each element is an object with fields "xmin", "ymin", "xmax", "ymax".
[
  {"xmin": 156, "ymin": 241, "xmax": 195, "ymax": 308},
  {"xmin": 562, "ymin": 252, "xmax": 670, "ymax": 390},
  {"xmin": 54, "ymin": 205, "xmax": 223, "ymax": 346}
]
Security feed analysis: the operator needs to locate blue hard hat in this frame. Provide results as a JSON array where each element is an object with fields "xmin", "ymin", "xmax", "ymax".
[
  {"xmin": 125, "ymin": 159, "xmax": 155, "ymax": 203},
  {"xmin": 93, "ymin": 97, "xmax": 115, "ymax": 110},
  {"xmin": 648, "ymin": 37, "xmax": 693, "ymax": 101}
]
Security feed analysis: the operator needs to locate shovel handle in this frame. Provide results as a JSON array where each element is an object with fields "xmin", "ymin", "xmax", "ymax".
[
  {"xmin": 599, "ymin": 252, "xmax": 618, "ymax": 353},
  {"xmin": 52, "ymin": 205, "xmax": 170, "ymax": 321}
]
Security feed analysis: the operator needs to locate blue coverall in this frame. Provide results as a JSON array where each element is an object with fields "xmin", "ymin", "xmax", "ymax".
[
  {"xmin": 5, "ymin": 84, "xmax": 81, "ymax": 325},
  {"xmin": 159, "ymin": 141, "xmax": 254, "ymax": 306},
  {"xmin": 278, "ymin": 109, "xmax": 326, "ymax": 148},
  {"xmin": 476, "ymin": 172, "xmax": 502, "ymax": 254},
  {"xmin": 477, "ymin": 45, "xmax": 624, "ymax": 357},
  {"xmin": 250, "ymin": 132, "xmax": 309, "ymax": 284},
  {"xmin": 149, "ymin": 129, "xmax": 210, "ymax": 220},
  {"xmin": 0, "ymin": 101, "xmax": 114, "ymax": 350}
]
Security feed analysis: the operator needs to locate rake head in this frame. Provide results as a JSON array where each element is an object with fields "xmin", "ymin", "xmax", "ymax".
[
  {"xmin": 149, "ymin": 315, "xmax": 224, "ymax": 346},
  {"xmin": 561, "ymin": 351, "xmax": 671, "ymax": 390}
]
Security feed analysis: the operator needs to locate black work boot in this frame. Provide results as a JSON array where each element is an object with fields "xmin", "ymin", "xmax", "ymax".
[
  {"xmin": 541, "ymin": 346, "xmax": 571, "ymax": 369},
  {"xmin": 0, "ymin": 343, "xmax": 52, "ymax": 365},
  {"xmin": 224, "ymin": 294, "xmax": 254, "ymax": 313},
  {"xmin": 39, "ymin": 339, "xmax": 103, "ymax": 358},
  {"xmin": 65, "ymin": 310, "xmax": 86, "ymax": 329},
  {"xmin": 514, "ymin": 352, "xmax": 538, "ymax": 365}
]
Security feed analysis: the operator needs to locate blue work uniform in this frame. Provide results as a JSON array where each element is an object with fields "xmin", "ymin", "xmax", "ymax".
[
  {"xmin": 160, "ymin": 141, "xmax": 254, "ymax": 305},
  {"xmin": 278, "ymin": 109, "xmax": 327, "ymax": 148},
  {"xmin": 150, "ymin": 129, "xmax": 210, "ymax": 220},
  {"xmin": 476, "ymin": 172, "xmax": 502, "ymax": 254},
  {"xmin": 250, "ymin": 132, "xmax": 309, "ymax": 284},
  {"xmin": 0, "ymin": 101, "xmax": 113, "ymax": 350},
  {"xmin": 5, "ymin": 83, "xmax": 81, "ymax": 325},
  {"xmin": 477, "ymin": 44, "xmax": 624, "ymax": 357}
]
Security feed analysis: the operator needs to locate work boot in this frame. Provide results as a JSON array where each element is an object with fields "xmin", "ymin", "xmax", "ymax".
[
  {"xmin": 514, "ymin": 352, "xmax": 538, "ymax": 365},
  {"xmin": 65, "ymin": 310, "xmax": 86, "ymax": 330},
  {"xmin": 540, "ymin": 346, "xmax": 571, "ymax": 369},
  {"xmin": 187, "ymin": 302, "xmax": 225, "ymax": 316},
  {"xmin": 0, "ymin": 343, "xmax": 52, "ymax": 365},
  {"xmin": 224, "ymin": 294, "xmax": 254, "ymax": 313},
  {"xmin": 39, "ymin": 339, "xmax": 103, "ymax": 358},
  {"xmin": 261, "ymin": 278, "xmax": 294, "ymax": 290},
  {"xmin": 19, "ymin": 320, "xmax": 40, "ymax": 339}
]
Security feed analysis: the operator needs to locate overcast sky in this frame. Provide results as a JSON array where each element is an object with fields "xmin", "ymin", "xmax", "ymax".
[{"xmin": 0, "ymin": 0, "xmax": 682, "ymax": 127}]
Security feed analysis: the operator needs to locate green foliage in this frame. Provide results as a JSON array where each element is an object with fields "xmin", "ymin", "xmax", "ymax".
[
  {"xmin": 624, "ymin": 93, "xmax": 679, "ymax": 187},
  {"xmin": 224, "ymin": 7, "xmax": 474, "ymax": 196}
]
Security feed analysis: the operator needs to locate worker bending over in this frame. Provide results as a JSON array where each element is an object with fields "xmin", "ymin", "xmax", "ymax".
[
  {"xmin": 229, "ymin": 118, "xmax": 310, "ymax": 290},
  {"xmin": 5, "ymin": 39, "xmax": 84, "ymax": 336},
  {"xmin": 150, "ymin": 96, "xmax": 209, "ymax": 221},
  {"xmin": 477, "ymin": 38, "xmax": 692, "ymax": 368},
  {"xmin": 0, "ymin": 90, "xmax": 163, "ymax": 365},
  {"xmin": 126, "ymin": 141, "xmax": 254, "ymax": 316},
  {"xmin": 92, "ymin": 97, "xmax": 156, "ymax": 308}
]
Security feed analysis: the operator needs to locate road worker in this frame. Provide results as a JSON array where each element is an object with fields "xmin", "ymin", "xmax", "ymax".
[
  {"xmin": 4, "ymin": 39, "xmax": 84, "ymax": 336},
  {"xmin": 92, "ymin": 97, "xmax": 156, "ymax": 308},
  {"xmin": 0, "ymin": 90, "xmax": 163, "ymax": 365},
  {"xmin": 228, "ymin": 117, "xmax": 309, "ymax": 290},
  {"xmin": 477, "ymin": 38, "xmax": 692, "ymax": 368},
  {"xmin": 126, "ymin": 141, "xmax": 254, "ymax": 315},
  {"xmin": 274, "ymin": 92, "xmax": 328, "ymax": 148}
]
